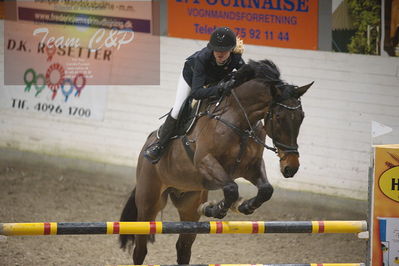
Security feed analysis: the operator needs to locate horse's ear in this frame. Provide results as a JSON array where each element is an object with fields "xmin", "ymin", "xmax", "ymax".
[{"xmin": 295, "ymin": 81, "xmax": 314, "ymax": 98}]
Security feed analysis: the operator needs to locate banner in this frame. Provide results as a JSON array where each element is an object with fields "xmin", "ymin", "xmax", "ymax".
[
  {"xmin": 2, "ymin": 0, "xmax": 159, "ymax": 120},
  {"xmin": 0, "ymin": 0, "xmax": 4, "ymax": 20},
  {"xmin": 168, "ymin": 0, "xmax": 318, "ymax": 50},
  {"xmin": 370, "ymin": 145, "xmax": 399, "ymax": 265}
]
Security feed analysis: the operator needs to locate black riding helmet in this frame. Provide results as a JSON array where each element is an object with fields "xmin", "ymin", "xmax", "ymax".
[{"xmin": 207, "ymin": 27, "xmax": 237, "ymax": 52}]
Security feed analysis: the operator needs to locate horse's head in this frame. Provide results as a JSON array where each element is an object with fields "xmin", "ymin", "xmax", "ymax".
[
  {"xmin": 228, "ymin": 59, "xmax": 313, "ymax": 177},
  {"xmin": 265, "ymin": 82, "xmax": 313, "ymax": 178}
]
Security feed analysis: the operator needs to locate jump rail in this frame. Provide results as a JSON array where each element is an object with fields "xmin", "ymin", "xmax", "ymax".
[
  {"xmin": 110, "ymin": 263, "xmax": 365, "ymax": 266},
  {"xmin": 0, "ymin": 221, "xmax": 367, "ymax": 236}
]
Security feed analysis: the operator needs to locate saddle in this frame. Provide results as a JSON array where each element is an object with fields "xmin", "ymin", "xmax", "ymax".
[
  {"xmin": 175, "ymin": 97, "xmax": 203, "ymax": 136},
  {"xmin": 156, "ymin": 97, "xmax": 202, "ymax": 140}
]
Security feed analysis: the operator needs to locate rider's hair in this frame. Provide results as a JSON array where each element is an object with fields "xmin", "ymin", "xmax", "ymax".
[{"xmin": 233, "ymin": 37, "xmax": 244, "ymax": 54}]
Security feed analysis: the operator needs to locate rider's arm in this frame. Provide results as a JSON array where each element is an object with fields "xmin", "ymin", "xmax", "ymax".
[
  {"xmin": 190, "ymin": 60, "xmax": 221, "ymax": 100},
  {"xmin": 190, "ymin": 84, "xmax": 221, "ymax": 100},
  {"xmin": 190, "ymin": 54, "xmax": 245, "ymax": 100}
]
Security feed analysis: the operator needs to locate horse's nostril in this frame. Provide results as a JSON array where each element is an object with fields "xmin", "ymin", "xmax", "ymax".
[{"xmin": 283, "ymin": 166, "xmax": 298, "ymax": 178}]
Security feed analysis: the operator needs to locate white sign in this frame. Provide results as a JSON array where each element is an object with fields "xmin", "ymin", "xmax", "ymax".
[{"xmin": 372, "ymin": 121, "xmax": 393, "ymax": 138}]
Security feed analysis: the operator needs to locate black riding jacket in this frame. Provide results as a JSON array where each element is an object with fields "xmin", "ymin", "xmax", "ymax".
[{"xmin": 182, "ymin": 47, "xmax": 245, "ymax": 100}]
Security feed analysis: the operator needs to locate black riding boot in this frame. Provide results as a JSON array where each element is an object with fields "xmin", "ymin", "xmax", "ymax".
[{"xmin": 144, "ymin": 114, "xmax": 177, "ymax": 164}]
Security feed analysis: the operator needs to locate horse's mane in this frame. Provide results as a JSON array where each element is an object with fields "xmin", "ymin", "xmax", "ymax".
[
  {"xmin": 233, "ymin": 59, "xmax": 297, "ymax": 101},
  {"xmin": 234, "ymin": 59, "xmax": 281, "ymax": 83}
]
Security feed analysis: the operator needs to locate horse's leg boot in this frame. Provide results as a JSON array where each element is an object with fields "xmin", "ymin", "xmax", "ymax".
[{"xmin": 144, "ymin": 114, "xmax": 177, "ymax": 164}]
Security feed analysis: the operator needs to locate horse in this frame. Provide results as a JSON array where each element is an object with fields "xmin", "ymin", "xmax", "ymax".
[{"xmin": 119, "ymin": 59, "xmax": 313, "ymax": 264}]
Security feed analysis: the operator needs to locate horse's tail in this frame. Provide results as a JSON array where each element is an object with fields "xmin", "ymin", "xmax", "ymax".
[{"xmin": 119, "ymin": 187, "xmax": 138, "ymax": 251}]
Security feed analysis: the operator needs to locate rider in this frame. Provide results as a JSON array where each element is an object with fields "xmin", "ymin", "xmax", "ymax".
[{"xmin": 144, "ymin": 26, "xmax": 245, "ymax": 164}]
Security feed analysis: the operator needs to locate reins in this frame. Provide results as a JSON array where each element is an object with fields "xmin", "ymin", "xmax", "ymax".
[{"xmin": 230, "ymin": 89, "xmax": 277, "ymax": 153}]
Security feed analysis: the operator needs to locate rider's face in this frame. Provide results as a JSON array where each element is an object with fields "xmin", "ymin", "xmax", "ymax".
[{"xmin": 213, "ymin": 50, "xmax": 231, "ymax": 64}]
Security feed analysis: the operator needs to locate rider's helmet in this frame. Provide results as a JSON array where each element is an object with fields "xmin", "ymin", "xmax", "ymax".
[{"xmin": 207, "ymin": 27, "xmax": 237, "ymax": 52}]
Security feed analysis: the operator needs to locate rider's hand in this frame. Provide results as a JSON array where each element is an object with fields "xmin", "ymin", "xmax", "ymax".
[{"xmin": 218, "ymin": 78, "xmax": 236, "ymax": 96}]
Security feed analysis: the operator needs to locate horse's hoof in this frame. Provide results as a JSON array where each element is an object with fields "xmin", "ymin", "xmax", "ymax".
[
  {"xmin": 229, "ymin": 197, "xmax": 246, "ymax": 213},
  {"xmin": 238, "ymin": 202, "xmax": 255, "ymax": 215},
  {"xmin": 197, "ymin": 201, "xmax": 216, "ymax": 216},
  {"xmin": 197, "ymin": 202, "xmax": 210, "ymax": 216},
  {"xmin": 213, "ymin": 211, "xmax": 227, "ymax": 219}
]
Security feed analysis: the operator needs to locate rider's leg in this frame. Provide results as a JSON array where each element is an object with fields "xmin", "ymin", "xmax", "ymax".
[
  {"xmin": 144, "ymin": 73, "xmax": 191, "ymax": 164},
  {"xmin": 171, "ymin": 73, "xmax": 191, "ymax": 119}
]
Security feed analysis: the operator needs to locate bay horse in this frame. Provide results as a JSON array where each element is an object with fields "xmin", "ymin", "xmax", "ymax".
[{"xmin": 119, "ymin": 59, "xmax": 313, "ymax": 264}]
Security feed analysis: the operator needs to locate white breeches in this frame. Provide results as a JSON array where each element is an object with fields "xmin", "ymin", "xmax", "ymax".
[{"xmin": 171, "ymin": 73, "xmax": 191, "ymax": 119}]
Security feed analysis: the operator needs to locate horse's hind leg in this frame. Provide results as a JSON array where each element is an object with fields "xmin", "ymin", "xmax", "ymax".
[
  {"xmin": 133, "ymin": 169, "xmax": 166, "ymax": 264},
  {"xmin": 170, "ymin": 190, "xmax": 208, "ymax": 264}
]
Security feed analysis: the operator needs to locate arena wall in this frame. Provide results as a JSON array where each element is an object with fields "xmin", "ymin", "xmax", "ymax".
[{"xmin": 1, "ymin": 21, "xmax": 398, "ymax": 200}]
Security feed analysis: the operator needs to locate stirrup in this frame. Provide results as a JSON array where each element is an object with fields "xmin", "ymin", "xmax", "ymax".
[{"xmin": 144, "ymin": 143, "xmax": 164, "ymax": 164}]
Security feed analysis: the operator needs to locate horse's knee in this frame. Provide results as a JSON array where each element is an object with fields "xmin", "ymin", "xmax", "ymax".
[
  {"xmin": 223, "ymin": 182, "xmax": 239, "ymax": 203},
  {"xmin": 259, "ymin": 183, "xmax": 274, "ymax": 202}
]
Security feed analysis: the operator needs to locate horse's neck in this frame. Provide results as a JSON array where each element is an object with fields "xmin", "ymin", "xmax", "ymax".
[
  {"xmin": 229, "ymin": 82, "xmax": 271, "ymax": 125},
  {"xmin": 202, "ymin": 81, "xmax": 271, "ymax": 128}
]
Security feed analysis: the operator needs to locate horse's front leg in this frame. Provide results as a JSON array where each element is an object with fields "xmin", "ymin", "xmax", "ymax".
[
  {"xmin": 236, "ymin": 160, "xmax": 274, "ymax": 215},
  {"xmin": 202, "ymin": 182, "xmax": 239, "ymax": 219},
  {"xmin": 197, "ymin": 154, "xmax": 239, "ymax": 219}
]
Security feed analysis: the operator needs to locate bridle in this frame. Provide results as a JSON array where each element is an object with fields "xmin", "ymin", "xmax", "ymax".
[
  {"xmin": 264, "ymin": 101, "xmax": 302, "ymax": 154},
  {"xmin": 229, "ymin": 89, "xmax": 302, "ymax": 155}
]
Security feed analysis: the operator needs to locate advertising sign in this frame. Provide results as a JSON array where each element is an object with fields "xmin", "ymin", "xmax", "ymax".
[
  {"xmin": 370, "ymin": 145, "xmax": 399, "ymax": 265},
  {"xmin": 168, "ymin": 0, "xmax": 318, "ymax": 50},
  {"xmin": 0, "ymin": 0, "xmax": 4, "ymax": 20},
  {"xmin": 2, "ymin": 0, "xmax": 159, "ymax": 120}
]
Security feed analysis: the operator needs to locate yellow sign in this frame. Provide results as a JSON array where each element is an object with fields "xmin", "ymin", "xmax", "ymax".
[
  {"xmin": 379, "ymin": 166, "xmax": 399, "ymax": 203},
  {"xmin": 371, "ymin": 144, "xmax": 399, "ymax": 265}
]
